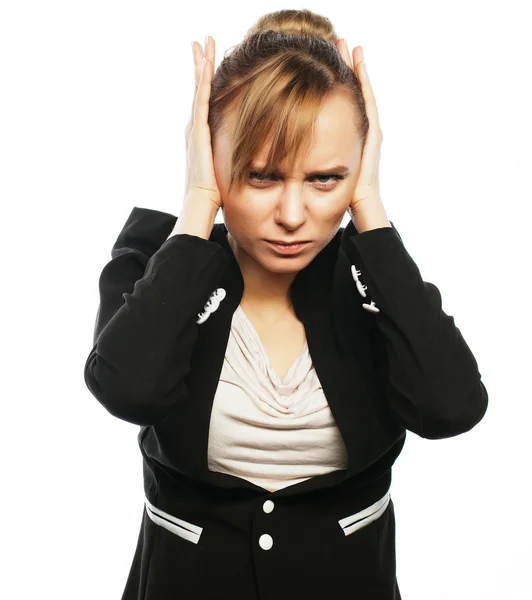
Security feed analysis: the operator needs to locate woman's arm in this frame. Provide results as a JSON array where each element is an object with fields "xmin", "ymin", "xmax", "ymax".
[
  {"xmin": 341, "ymin": 219, "xmax": 489, "ymax": 440},
  {"xmin": 83, "ymin": 206, "xmax": 229, "ymax": 426}
]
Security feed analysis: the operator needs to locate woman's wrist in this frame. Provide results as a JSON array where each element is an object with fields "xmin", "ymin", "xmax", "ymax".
[{"xmin": 168, "ymin": 197, "xmax": 220, "ymax": 240}]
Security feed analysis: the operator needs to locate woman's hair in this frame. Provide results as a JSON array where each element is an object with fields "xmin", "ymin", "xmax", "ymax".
[{"xmin": 208, "ymin": 9, "xmax": 367, "ymax": 192}]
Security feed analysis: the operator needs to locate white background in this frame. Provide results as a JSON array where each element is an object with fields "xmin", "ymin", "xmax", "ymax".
[{"xmin": 1, "ymin": 1, "xmax": 530, "ymax": 598}]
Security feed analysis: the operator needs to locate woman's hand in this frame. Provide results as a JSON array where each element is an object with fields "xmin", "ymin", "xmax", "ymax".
[
  {"xmin": 183, "ymin": 36, "xmax": 223, "ymax": 210},
  {"xmin": 335, "ymin": 41, "xmax": 391, "ymax": 232}
]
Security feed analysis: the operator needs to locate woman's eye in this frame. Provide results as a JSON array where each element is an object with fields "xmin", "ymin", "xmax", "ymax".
[
  {"xmin": 248, "ymin": 172, "xmax": 344, "ymax": 189},
  {"xmin": 249, "ymin": 171, "xmax": 270, "ymax": 181},
  {"xmin": 314, "ymin": 174, "xmax": 344, "ymax": 186}
]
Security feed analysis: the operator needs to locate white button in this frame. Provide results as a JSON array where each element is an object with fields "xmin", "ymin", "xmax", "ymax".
[
  {"xmin": 196, "ymin": 288, "xmax": 227, "ymax": 324},
  {"xmin": 259, "ymin": 534, "xmax": 274, "ymax": 550},
  {"xmin": 196, "ymin": 311, "xmax": 210, "ymax": 324},
  {"xmin": 351, "ymin": 265, "xmax": 368, "ymax": 297},
  {"xmin": 363, "ymin": 300, "xmax": 380, "ymax": 313},
  {"xmin": 262, "ymin": 500, "xmax": 275, "ymax": 514},
  {"xmin": 355, "ymin": 279, "xmax": 367, "ymax": 298},
  {"xmin": 205, "ymin": 299, "xmax": 218, "ymax": 313},
  {"xmin": 207, "ymin": 288, "xmax": 226, "ymax": 309},
  {"xmin": 214, "ymin": 287, "xmax": 226, "ymax": 300}
]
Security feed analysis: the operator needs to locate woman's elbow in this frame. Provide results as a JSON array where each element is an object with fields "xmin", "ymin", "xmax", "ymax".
[
  {"xmin": 83, "ymin": 352, "xmax": 186, "ymax": 426},
  {"xmin": 420, "ymin": 378, "xmax": 489, "ymax": 440}
]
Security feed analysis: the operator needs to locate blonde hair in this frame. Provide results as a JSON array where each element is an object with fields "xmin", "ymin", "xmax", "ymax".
[{"xmin": 208, "ymin": 9, "xmax": 368, "ymax": 193}]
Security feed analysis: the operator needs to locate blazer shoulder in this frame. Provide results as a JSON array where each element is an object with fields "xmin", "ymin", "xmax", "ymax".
[{"xmin": 112, "ymin": 206, "xmax": 179, "ymax": 259}]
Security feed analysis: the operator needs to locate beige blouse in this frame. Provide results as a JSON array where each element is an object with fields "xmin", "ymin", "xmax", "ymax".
[{"xmin": 207, "ymin": 304, "xmax": 348, "ymax": 492}]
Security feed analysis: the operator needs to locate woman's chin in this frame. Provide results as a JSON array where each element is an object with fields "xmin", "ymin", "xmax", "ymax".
[{"xmin": 258, "ymin": 250, "xmax": 314, "ymax": 274}]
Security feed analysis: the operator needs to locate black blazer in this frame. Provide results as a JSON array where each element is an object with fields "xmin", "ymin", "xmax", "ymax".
[{"xmin": 84, "ymin": 206, "xmax": 488, "ymax": 600}]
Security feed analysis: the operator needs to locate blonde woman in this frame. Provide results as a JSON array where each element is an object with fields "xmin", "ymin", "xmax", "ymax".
[{"xmin": 84, "ymin": 9, "xmax": 488, "ymax": 600}]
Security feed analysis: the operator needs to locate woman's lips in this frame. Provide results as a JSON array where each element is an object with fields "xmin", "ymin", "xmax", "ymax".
[{"xmin": 266, "ymin": 240, "xmax": 311, "ymax": 255}]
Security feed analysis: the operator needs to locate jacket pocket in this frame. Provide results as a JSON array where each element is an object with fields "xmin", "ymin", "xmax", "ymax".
[
  {"xmin": 338, "ymin": 490, "xmax": 390, "ymax": 536},
  {"xmin": 144, "ymin": 496, "xmax": 204, "ymax": 545}
]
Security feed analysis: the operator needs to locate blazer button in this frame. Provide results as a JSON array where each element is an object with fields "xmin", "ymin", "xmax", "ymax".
[
  {"xmin": 262, "ymin": 500, "xmax": 275, "ymax": 514},
  {"xmin": 205, "ymin": 287, "xmax": 226, "ymax": 312},
  {"xmin": 355, "ymin": 279, "xmax": 367, "ymax": 298},
  {"xmin": 351, "ymin": 265, "xmax": 368, "ymax": 297},
  {"xmin": 350, "ymin": 264, "xmax": 361, "ymax": 282},
  {"xmin": 205, "ymin": 297, "xmax": 220, "ymax": 312},
  {"xmin": 196, "ymin": 287, "xmax": 227, "ymax": 324},
  {"xmin": 259, "ymin": 534, "xmax": 274, "ymax": 550},
  {"xmin": 196, "ymin": 310, "xmax": 210, "ymax": 324},
  {"xmin": 363, "ymin": 300, "xmax": 380, "ymax": 313}
]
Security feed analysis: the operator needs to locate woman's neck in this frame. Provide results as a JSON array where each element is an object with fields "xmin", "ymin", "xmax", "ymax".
[{"xmin": 227, "ymin": 231, "xmax": 297, "ymax": 318}]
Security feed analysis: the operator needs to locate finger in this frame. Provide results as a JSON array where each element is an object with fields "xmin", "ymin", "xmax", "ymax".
[
  {"xmin": 189, "ymin": 37, "xmax": 214, "ymax": 133},
  {"xmin": 204, "ymin": 35, "xmax": 215, "ymax": 68},
  {"xmin": 193, "ymin": 55, "xmax": 212, "ymax": 132},
  {"xmin": 186, "ymin": 40, "xmax": 203, "ymax": 143},
  {"xmin": 352, "ymin": 45, "xmax": 365, "ymax": 85},
  {"xmin": 353, "ymin": 47, "xmax": 381, "ymax": 135},
  {"xmin": 192, "ymin": 41, "xmax": 203, "ymax": 90},
  {"xmin": 336, "ymin": 38, "xmax": 353, "ymax": 69},
  {"xmin": 193, "ymin": 37, "xmax": 214, "ymax": 128},
  {"xmin": 352, "ymin": 45, "xmax": 364, "ymax": 71}
]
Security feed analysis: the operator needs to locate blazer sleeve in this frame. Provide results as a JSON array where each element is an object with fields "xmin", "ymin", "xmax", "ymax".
[
  {"xmin": 340, "ymin": 218, "xmax": 488, "ymax": 440},
  {"xmin": 83, "ymin": 206, "xmax": 230, "ymax": 426}
]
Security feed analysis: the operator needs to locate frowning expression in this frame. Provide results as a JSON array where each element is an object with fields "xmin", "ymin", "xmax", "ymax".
[{"xmin": 212, "ymin": 90, "xmax": 363, "ymax": 274}]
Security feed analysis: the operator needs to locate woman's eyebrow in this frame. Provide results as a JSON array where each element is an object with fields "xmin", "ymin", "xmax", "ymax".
[{"xmin": 251, "ymin": 163, "xmax": 351, "ymax": 177}]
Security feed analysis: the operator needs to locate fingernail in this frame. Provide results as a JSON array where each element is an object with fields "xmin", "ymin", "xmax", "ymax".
[{"xmin": 205, "ymin": 35, "xmax": 209, "ymax": 47}]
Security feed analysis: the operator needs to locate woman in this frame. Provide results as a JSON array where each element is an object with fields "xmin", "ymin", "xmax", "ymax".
[{"xmin": 84, "ymin": 9, "xmax": 488, "ymax": 600}]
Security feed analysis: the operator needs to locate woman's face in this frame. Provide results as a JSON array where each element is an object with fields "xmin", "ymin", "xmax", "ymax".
[{"xmin": 212, "ymin": 90, "xmax": 363, "ymax": 275}]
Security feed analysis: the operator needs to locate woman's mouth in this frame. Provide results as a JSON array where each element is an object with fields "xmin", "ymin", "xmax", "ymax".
[{"xmin": 266, "ymin": 240, "xmax": 311, "ymax": 255}]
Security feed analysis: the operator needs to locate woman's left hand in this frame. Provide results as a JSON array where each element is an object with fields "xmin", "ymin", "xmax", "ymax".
[{"xmin": 335, "ymin": 40, "xmax": 391, "ymax": 232}]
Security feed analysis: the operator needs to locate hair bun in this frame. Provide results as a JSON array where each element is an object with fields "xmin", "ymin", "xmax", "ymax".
[{"xmin": 247, "ymin": 9, "xmax": 338, "ymax": 43}]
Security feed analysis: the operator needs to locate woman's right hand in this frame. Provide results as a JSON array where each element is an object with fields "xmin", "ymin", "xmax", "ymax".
[{"xmin": 184, "ymin": 36, "xmax": 223, "ymax": 211}]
